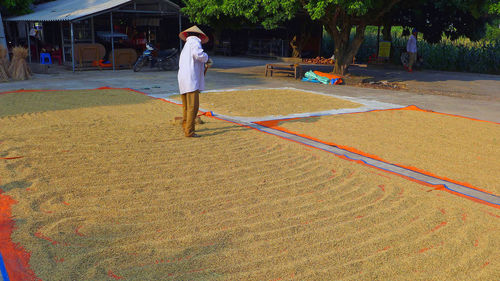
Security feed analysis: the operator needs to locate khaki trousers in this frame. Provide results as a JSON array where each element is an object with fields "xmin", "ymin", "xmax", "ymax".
[
  {"xmin": 408, "ymin": 52, "xmax": 417, "ymax": 71},
  {"xmin": 181, "ymin": 90, "xmax": 200, "ymax": 137}
]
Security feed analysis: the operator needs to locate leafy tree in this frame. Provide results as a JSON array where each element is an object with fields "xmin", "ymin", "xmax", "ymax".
[
  {"xmin": 182, "ymin": 0, "xmax": 401, "ymax": 74},
  {"xmin": 303, "ymin": 1, "xmax": 401, "ymax": 74},
  {"xmin": 485, "ymin": 19, "xmax": 500, "ymax": 40},
  {"xmin": 486, "ymin": 0, "xmax": 500, "ymax": 15},
  {"xmin": 388, "ymin": 0, "xmax": 496, "ymax": 43},
  {"xmin": 182, "ymin": 0, "xmax": 497, "ymax": 74},
  {"xmin": 182, "ymin": 0, "xmax": 257, "ymax": 48},
  {"xmin": 1, "ymin": 0, "xmax": 34, "ymax": 15}
]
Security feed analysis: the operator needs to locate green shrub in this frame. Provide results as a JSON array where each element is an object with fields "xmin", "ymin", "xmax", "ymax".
[
  {"xmin": 321, "ymin": 26, "xmax": 500, "ymax": 74},
  {"xmin": 390, "ymin": 36, "xmax": 499, "ymax": 74}
]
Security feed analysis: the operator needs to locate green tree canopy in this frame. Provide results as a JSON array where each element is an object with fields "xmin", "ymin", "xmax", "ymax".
[
  {"xmin": 389, "ymin": 0, "xmax": 497, "ymax": 43},
  {"xmin": 1, "ymin": 0, "xmax": 33, "ymax": 15},
  {"xmin": 183, "ymin": 0, "xmax": 401, "ymax": 74},
  {"xmin": 182, "ymin": 0, "xmax": 496, "ymax": 74}
]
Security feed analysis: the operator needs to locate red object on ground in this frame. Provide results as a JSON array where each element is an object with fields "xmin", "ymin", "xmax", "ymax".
[{"xmin": 0, "ymin": 191, "xmax": 41, "ymax": 280}]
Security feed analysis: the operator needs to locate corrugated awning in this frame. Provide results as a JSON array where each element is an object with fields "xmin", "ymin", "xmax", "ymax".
[{"xmin": 6, "ymin": 0, "xmax": 180, "ymax": 22}]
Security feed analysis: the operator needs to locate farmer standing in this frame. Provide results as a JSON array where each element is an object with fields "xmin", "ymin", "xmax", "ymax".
[
  {"xmin": 406, "ymin": 28, "xmax": 418, "ymax": 72},
  {"xmin": 178, "ymin": 26, "xmax": 209, "ymax": 138}
]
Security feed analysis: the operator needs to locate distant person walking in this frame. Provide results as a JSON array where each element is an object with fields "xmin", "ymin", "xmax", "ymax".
[
  {"xmin": 406, "ymin": 28, "xmax": 418, "ymax": 72},
  {"xmin": 178, "ymin": 26, "xmax": 209, "ymax": 138}
]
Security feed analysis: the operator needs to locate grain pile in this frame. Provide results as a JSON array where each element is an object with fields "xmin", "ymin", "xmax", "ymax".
[
  {"xmin": 1, "ymin": 90, "xmax": 499, "ymax": 280},
  {"xmin": 171, "ymin": 89, "xmax": 361, "ymax": 117},
  {"xmin": 8, "ymin": 47, "xmax": 31, "ymax": 80},
  {"xmin": 276, "ymin": 108, "xmax": 500, "ymax": 195}
]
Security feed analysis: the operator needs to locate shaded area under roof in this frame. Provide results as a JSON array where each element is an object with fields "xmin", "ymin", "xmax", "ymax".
[{"xmin": 6, "ymin": 0, "xmax": 180, "ymax": 22}]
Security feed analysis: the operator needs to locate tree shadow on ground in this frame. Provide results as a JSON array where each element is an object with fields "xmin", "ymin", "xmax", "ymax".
[
  {"xmin": 209, "ymin": 55, "xmax": 274, "ymax": 70},
  {"xmin": 348, "ymin": 64, "xmax": 500, "ymax": 84},
  {"xmin": 0, "ymin": 89, "xmax": 151, "ymax": 118}
]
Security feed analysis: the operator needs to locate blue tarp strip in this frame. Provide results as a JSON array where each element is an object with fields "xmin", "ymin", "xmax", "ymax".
[{"xmin": 0, "ymin": 251, "xmax": 10, "ymax": 281}]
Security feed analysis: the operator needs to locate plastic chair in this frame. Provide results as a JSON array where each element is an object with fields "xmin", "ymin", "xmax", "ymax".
[{"xmin": 40, "ymin": 53, "xmax": 52, "ymax": 64}]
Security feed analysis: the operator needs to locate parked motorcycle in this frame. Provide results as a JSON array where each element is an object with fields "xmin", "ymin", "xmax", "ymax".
[{"xmin": 133, "ymin": 43, "xmax": 178, "ymax": 72}]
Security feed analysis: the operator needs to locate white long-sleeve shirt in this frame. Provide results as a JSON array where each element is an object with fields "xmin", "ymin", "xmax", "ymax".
[
  {"xmin": 178, "ymin": 36, "xmax": 209, "ymax": 94},
  {"xmin": 407, "ymin": 34, "xmax": 417, "ymax": 53}
]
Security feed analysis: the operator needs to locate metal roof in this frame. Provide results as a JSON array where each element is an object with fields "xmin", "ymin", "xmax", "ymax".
[{"xmin": 6, "ymin": 0, "xmax": 180, "ymax": 22}]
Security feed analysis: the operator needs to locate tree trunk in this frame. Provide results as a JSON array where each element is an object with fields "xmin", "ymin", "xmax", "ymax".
[
  {"xmin": 382, "ymin": 24, "xmax": 392, "ymax": 41},
  {"xmin": 325, "ymin": 20, "xmax": 366, "ymax": 75},
  {"xmin": 320, "ymin": 1, "xmax": 401, "ymax": 75},
  {"xmin": 290, "ymin": 26, "xmax": 312, "ymax": 58}
]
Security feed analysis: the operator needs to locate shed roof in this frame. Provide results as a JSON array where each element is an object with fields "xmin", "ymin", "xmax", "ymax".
[{"xmin": 6, "ymin": 0, "xmax": 180, "ymax": 22}]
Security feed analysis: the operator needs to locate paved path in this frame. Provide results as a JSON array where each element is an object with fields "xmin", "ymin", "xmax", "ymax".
[{"xmin": 1, "ymin": 56, "xmax": 499, "ymax": 122}]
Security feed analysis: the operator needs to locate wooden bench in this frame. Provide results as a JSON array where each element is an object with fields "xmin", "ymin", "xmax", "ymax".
[{"xmin": 265, "ymin": 64, "xmax": 300, "ymax": 79}]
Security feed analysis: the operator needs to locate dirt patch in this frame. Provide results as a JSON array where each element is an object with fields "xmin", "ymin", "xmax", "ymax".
[
  {"xmin": 171, "ymin": 89, "xmax": 362, "ymax": 117},
  {"xmin": 0, "ymin": 89, "xmax": 498, "ymax": 280},
  {"xmin": 276, "ymin": 108, "xmax": 500, "ymax": 195}
]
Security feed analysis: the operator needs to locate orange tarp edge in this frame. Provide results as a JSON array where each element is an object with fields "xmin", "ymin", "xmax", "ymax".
[
  {"xmin": 255, "ymin": 105, "xmax": 499, "ymax": 208},
  {"xmin": 313, "ymin": 71, "xmax": 343, "ymax": 85}
]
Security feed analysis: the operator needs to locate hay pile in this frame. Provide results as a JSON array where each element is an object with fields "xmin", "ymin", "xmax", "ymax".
[
  {"xmin": 8, "ymin": 46, "xmax": 31, "ymax": 81},
  {"xmin": 0, "ymin": 45, "xmax": 10, "ymax": 82},
  {"xmin": 171, "ymin": 89, "xmax": 362, "ymax": 117},
  {"xmin": 1, "ymin": 90, "xmax": 499, "ymax": 280},
  {"xmin": 276, "ymin": 108, "xmax": 500, "ymax": 195}
]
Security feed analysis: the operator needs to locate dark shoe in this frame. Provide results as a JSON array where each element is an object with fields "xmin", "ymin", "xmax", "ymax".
[{"xmin": 186, "ymin": 133, "xmax": 201, "ymax": 138}]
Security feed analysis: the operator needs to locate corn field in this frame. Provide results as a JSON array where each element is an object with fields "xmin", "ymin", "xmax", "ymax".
[{"xmin": 321, "ymin": 27, "xmax": 500, "ymax": 74}]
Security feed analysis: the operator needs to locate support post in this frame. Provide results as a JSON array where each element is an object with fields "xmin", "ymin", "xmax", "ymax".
[
  {"xmin": 60, "ymin": 22, "xmax": 65, "ymax": 63},
  {"xmin": 178, "ymin": 12, "xmax": 182, "ymax": 50},
  {"xmin": 26, "ymin": 22, "xmax": 31, "ymax": 63},
  {"xmin": 0, "ymin": 13, "xmax": 8, "ymax": 52},
  {"xmin": 377, "ymin": 25, "xmax": 381, "ymax": 58},
  {"xmin": 110, "ymin": 12, "xmax": 115, "ymax": 71},
  {"xmin": 91, "ymin": 17, "xmax": 95, "ymax": 43},
  {"xmin": 71, "ymin": 22, "xmax": 75, "ymax": 71}
]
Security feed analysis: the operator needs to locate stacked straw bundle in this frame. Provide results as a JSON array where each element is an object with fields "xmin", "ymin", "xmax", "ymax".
[
  {"xmin": 8, "ymin": 46, "xmax": 31, "ymax": 80},
  {"xmin": 0, "ymin": 45, "xmax": 9, "ymax": 82}
]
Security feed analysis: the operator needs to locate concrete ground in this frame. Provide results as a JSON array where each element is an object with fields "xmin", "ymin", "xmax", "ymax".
[{"xmin": 1, "ymin": 56, "xmax": 499, "ymax": 122}]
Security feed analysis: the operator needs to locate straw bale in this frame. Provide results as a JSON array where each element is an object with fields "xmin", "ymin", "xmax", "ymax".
[
  {"xmin": 171, "ymin": 89, "xmax": 362, "ymax": 117},
  {"xmin": 8, "ymin": 46, "xmax": 31, "ymax": 80},
  {"xmin": 277, "ymin": 109, "xmax": 500, "ymax": 194},
  {"xmin": 74, "ymin": 43, "xmax": 106, "ymax": 66},
  {"xmin": 112, "ymin": 48, "xmax": 138, "ymax": 68},
  {"xmin": 0, "ymin": 45, "xmax": 10, "ymax": 81},
  {"xmin": 1, "ymin": 90, "xmax": 499, "ymax": 280}
]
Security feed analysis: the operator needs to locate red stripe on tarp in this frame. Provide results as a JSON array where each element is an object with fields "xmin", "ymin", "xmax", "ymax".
[{"xmin": 0, "ymin": 157, "xmax": 24, "ymax": 160}]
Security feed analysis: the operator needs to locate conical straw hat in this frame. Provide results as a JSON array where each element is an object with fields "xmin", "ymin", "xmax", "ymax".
[{"xmin": 179, "ymin": 25, "xmax": 209, "ymax": 44}]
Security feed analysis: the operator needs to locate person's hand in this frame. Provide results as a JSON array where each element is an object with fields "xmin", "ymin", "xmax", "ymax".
[
  {"xmin": 204, "ymin": 58, "xmax": 213, "ymax": 75},
  {"xmin": 206, "ymin": 58, "xmax": 213, "ymax": 68}
]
